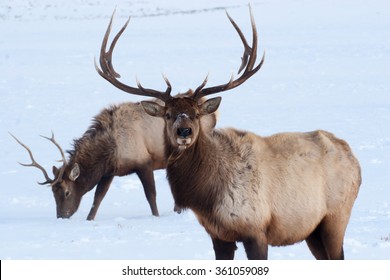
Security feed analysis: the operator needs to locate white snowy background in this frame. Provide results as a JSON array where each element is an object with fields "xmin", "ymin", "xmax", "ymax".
[{"xmin": 0, "ymin": 0, "xmax": 389, "ymax": 259}]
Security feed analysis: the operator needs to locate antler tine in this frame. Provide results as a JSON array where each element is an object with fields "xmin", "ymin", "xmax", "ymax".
[
  {"xmin": 95, "ymin": 10, "xmax": 173, "ymax": 103},
  {"xmin": 193, "ymin": 5, "xmax": 264, "ymax": 100},
  {"xmin": 193, "ymin": 74, "xmax": 209, "ymax": 95},
  {"xmin": 135, "ymin": 74, "xmax": 172, "ymax": 98},
  {"xmin": 40, "ymin": 131, "xmax": 67, "ymax": 166},
  {"xmin": 243, "ymin": 5, "xmax": 258, "ymax": 73},
  {"xmin": 225, "ymin": 10, "xmax": 251, "ymax": 74},
  {"xmin": 9, "ymin": 132, "xmax": 54, "ymax": 185},
  {"xmin": 97, "ymin": 9, "xmax": 128, "ymax": 79},
  {"xmin": 40, "ymin": 131, "xmax": 67, "ymax": 185}
]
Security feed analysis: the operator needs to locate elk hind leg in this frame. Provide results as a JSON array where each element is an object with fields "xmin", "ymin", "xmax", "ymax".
[
  {"xmin": 319, "ymin": 215, "xmax": 348, "ymax": 260},
  {"xmin": 212, "ymin": 238, "xmax": 237, "ymax": 260},
  {"xmin": 242, "ymin": 235, "xmax": 268, "ymax": 260},
  {"xmin": 305, "ymin": 225, "xmax": 329, "ymax": 260},
  {"xmin": 87, "ymin": 176, "xmax": 114, "ymax": 220},
  {"xmin": 136, "ymin": 165, "xmax": 159, "ymax": 216},
  {"xmin": 306, "ymin": 215, "xmax": 347, "ymax": 260}
]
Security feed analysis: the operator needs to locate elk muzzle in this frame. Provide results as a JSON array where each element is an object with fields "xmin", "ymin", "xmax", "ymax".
[
  {"xmin": 57, "ymin": 211, "xmax": 72, "ymax": 219},
  {"xmin": 176, "ymin": 127, "xmax": 192, "ymax": 150},
  {"xmin": 177, "ymin": 127, "xmax": 192, "ymax": 138},
  {"xmin": 173, "ymin": 113, "xmax": 194, "ymax": 150}
]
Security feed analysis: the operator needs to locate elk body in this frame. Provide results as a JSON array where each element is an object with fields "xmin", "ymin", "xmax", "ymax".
[{"xmin": 96, "ymin": 7, "xmax": 361, "ymax": 259}]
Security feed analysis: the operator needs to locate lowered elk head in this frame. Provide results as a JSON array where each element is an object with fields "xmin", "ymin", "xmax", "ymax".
[
  {"xmin": 95, "ymin": 7, "xmax": 264, "ymax": 152},
  {"xmin": 10, "ymin": 132, "xmax": 81, "ymax": 218}
]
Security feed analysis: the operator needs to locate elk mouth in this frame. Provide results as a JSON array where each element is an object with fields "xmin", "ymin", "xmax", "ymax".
[
  {"xmin": 176, "ymin": 137, "xmax": 192, "ymax": 150},
  {"xmin": 57, "ymin": 211, "xmax": 72, "ymax": 219}
]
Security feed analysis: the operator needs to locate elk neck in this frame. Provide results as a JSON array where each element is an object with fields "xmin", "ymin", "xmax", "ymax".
[
  {"xmin": 166, "ymin": 126, "xmax": 224, "ymax": 215},
  {"xmin": 67, "ymin": 113, "xmax": 117, "ymax": 193}
]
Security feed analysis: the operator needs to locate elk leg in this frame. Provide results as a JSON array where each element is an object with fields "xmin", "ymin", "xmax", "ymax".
[
  {"xmin": 136, "ymin": 165, "xmax": 159, "ymax": 216},
  {"xmin": 319, "ymin": 215, "xmax": 347, "ymax": 260},
  {"xmin": 87, "ymin": 176, "xmax": 114, "ymax": 220},
  {"xmin": 173, "ymin": 204, "xmax": 182, "ymax": 214},
  {"xmin": 242, "ymin": 235, "xmax": 268, "ymax": 260},
  {"xmin": 305, "ymin": 226, "xmax": 329, "ymax": 260},
  {"xmin": 212, "ymin": 237, "xmax": 237, "ymax": 260}
]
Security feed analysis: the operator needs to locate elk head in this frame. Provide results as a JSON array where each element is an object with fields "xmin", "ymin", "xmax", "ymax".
[
  {"xmin": 95, "ymin": 6, "xmax": 264, "ymax": 151},
  {"xmin": 141, "ymin": 97, "xmax": 221, "ymax": 151},
  {"xmin": 10, "ymin": 132, "xmax": 81, "ymax": 218}
]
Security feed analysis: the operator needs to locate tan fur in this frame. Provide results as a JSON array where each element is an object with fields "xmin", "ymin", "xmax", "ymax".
[
  {"xmin": 144, "ymin": 97, "xmax": 361, "ymax": 259},
  {"xmin": 192, "ymin": 129, "xmax": 361, "ymax": 247},
  {"xmin": 110, "ymin": 101, "xmax": 166, "ymax": 174}
]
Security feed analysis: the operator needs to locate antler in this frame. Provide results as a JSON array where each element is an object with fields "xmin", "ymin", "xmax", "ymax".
[
  {"xmin": 94, "ymin": 9, "xmax": 173, "ymax": 103},
  {"xmin": 96, "ymin": 7, "xmax": 263, "ymax": 103},
  {"xmin": 192, "ymin": 5, "xmax": 265, "ymax": 100},
  {"xmin": 10, "ymin": 132, "xmax": 67, "ymax": 186}
]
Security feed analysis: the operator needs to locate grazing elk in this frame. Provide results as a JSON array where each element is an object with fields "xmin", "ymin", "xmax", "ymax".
[
  {"xmin": 96, "ymin": 7, "xmax": 361, "ymax": 259},
  {"xmin": 11, "ymin": 99, "xmax": 217, "ymax": 220},
  {"xmin": 10, "ymin": 106, "xmax": 164, "ymax": 220}
]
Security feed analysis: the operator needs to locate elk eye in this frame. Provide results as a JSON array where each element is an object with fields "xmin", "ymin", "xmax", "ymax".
[
  {"xmin": 65, "ymin": 190, "xmax": 71, "ymax": 198},
  {"xmin": 165, "ymin": 113, "xmax": 171, "ymax": 120}
]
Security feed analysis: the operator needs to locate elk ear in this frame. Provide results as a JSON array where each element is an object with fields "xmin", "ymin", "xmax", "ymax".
[
  {"xmin": 69, "ymin": 163, "xmax": 80, "ymax": 181},
  {"xmin": 52, "ymin": 166, "xmax": 59, "ymax": 176},
  {"xmin": 199, "ymin": 97, "xmax": 221, "ymax": 116},
  {"xmin": 141, "ymin": 101, "xmax": 165, "ymax": 117}
]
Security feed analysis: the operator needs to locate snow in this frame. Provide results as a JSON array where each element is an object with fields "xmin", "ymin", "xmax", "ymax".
[{"xmin": 1, "ymin": 0, "xmax": 389, "ymax": 260}]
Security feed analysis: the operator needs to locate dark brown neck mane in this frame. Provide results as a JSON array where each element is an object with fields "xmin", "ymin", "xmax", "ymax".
[
  {"xmin": 166, "ymin": 127, "xmax": 223, "ymax": 215},
  {"xmin": 66, "ymin": 109, "xmax": 117, "ymax": 193}
]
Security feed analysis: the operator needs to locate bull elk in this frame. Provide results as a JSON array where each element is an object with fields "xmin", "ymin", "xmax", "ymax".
[
  {"xmin": 11, "ymin": 99, "xmax": 217, "ymax": 220},
  {"xmin": 96, "ymin": 7, "xmax": 361, "ymax": 259},
  {"xmin": 10, "ymin": 104, "xmax": 165, "ymax": 220}
]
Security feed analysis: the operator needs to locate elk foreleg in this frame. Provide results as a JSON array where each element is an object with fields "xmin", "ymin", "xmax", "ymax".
[
  {"xmin": 136, "ymin": 165, "xmax": 159, "ymax": 216},
  {"xmin": 212, "ymin": 237, "xmax": 237, "ymax": 260},
  {"xmin": 87, "ymin": 176, "xmax": 114, "ymax": 220}
]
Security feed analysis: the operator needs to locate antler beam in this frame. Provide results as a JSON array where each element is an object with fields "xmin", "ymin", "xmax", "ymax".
[
  {"xmin": 192, "ymin": 5, "xmax": 265, "ymax": 100},
  {"xmin": 95, "ymin": 6, "xmax": 264, "ymax": 102},
  {"xmin": 95, "ymin": 10, "xmax": 173, "ymax": 103}
]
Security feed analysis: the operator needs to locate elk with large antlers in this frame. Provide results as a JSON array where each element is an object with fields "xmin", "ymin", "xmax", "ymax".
[{"xmin": 96, "ymin": 7, "xmax": 361, "ymax": 259}]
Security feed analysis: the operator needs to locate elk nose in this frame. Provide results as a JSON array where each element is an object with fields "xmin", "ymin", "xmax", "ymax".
[{"xmin": 177, "ymin": 128, "xmax": 192, "ymax": 138}]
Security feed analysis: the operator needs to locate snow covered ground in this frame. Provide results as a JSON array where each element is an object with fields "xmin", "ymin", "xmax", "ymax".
[{"xmin": 0, "ymin": 0, "xmax": 389, "ymax": 260}]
